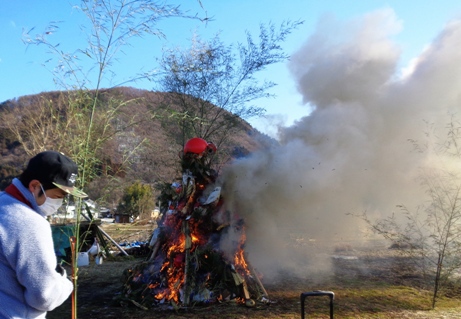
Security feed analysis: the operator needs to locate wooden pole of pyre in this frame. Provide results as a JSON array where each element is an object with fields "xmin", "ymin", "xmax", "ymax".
[
  {"xmin": 147, "ymin": 239, "xmax": 160, "ymax": 262},
  {"xmin": 181, "ymin": 171, "xmax": 196, "ymax": 306},
  {"xmin": 183, "ymin": 219, "xmax": 192, "ymax": 306},
  {"xmin": 245, "ymin": 252, "xmax": 269, "ymax": 298}
]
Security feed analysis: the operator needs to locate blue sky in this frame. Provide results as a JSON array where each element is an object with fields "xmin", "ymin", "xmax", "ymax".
[{"xmin": 1, "ymin": 1, "xmax": 461, "ymax": 135}]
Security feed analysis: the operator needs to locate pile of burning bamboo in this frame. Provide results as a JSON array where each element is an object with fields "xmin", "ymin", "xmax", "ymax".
[{"xmin": 120, "ymin": 138, "xmax": 269, "ymax": 309}]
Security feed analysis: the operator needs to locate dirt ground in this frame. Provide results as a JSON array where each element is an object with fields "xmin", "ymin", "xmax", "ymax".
[{"xmin": 47, "ymin": 221, "xmax": 461, "ymax": 319}]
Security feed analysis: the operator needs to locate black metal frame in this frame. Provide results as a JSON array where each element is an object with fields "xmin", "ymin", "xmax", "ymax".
[{"xmin": 300, "ymin": 290, "xmax": 335, "ymax": 319}]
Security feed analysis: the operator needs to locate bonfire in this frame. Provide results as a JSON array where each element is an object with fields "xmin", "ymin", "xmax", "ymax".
[{"xmin": 120, "ymin": 138, "xmax": 268, "ymax": 309}]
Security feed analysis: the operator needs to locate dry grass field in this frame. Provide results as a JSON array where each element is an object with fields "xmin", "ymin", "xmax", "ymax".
[{"xmin": 47, "ymin": 221, "xmax": 461, "ymax": 319}]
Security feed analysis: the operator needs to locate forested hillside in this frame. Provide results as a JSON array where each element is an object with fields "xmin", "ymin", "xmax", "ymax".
[{"xmin": 0, "ymin": 87, "xmax": 275, "ymax": 208}]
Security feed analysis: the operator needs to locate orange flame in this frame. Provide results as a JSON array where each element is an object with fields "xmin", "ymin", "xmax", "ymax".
[
  {"xmin": 155, "ymin": 220, "xmax": 188, "ymax": 302},
  {"xmin": 153, "ymin": 209, "xmax": 251, "ymax": 304},
  {"xmin": 233, "ymin": 227, "xmax": 251, "ymax": 276}
]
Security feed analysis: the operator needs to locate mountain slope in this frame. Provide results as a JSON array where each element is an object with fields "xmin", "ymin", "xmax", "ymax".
[{"xmin": 0, "ymin": 87, "xmax": 275, "ymax": 207}]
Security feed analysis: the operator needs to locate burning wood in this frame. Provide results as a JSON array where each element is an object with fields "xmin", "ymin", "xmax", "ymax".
[{"xmin": 120, "ymin": 138, "xmax": 268, "ymax": 309}]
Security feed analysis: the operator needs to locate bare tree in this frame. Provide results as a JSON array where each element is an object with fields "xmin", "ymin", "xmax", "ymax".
[
  {"xmin": 356, "ymin": 115, "xmax": 461, "ymax": 308},
  {"xmin": 157, "ymin": 21, "xmax": 303, "ymax": 154}
]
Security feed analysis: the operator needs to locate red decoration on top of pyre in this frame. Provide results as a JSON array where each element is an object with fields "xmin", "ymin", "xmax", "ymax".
[{"xmin": 120, "ymin": 138, "xmax": 269, "ymax": 310}]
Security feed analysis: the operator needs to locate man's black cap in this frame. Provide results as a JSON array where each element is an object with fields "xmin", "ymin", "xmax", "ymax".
[{"xmin": 24, "ymin": 151, "xmax": 87, "ymax": 198}]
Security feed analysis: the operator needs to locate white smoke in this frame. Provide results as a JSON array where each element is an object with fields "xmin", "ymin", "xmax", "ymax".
[{"xmin": 220, "ymin": 9, "xmax": 461, "ymax": 281}]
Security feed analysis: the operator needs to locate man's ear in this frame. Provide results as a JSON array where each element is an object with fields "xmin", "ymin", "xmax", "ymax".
[{"xmin": 28, "ymin": 179, "xmax": 41, "ymax": 194}]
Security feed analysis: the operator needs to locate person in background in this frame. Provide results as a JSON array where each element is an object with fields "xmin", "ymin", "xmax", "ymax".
[{"xmin": 0, "ymin": 150, "xmax": 87, "ymax": 319}]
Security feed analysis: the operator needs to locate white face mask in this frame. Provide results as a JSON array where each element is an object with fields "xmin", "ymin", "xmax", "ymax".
[{"xmin": 38, "ymin": 185, "xmax": 64, "ymax": 216}]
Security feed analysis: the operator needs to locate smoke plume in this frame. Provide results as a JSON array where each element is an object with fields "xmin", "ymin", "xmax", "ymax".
[{"xmin": 220, "ymin": 9, "xmax": 461, "ymax": 281}]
